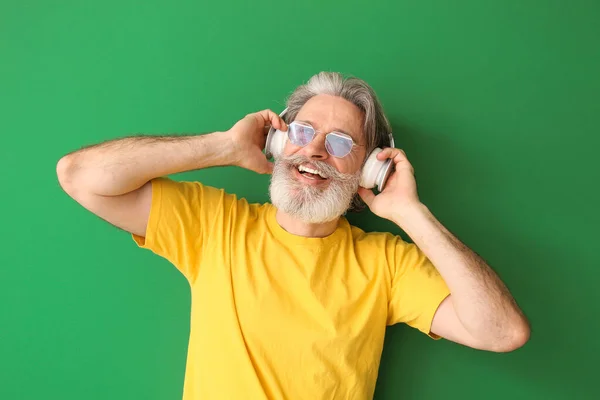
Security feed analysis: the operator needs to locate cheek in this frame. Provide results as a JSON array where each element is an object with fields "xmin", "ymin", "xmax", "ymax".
[
  {"xmin": 336, "ymin": 152, "xmax": 364, "ymax": 174},
  {"xmin": 283, "ymin": 141, "xmax": 301, "ymax": 157}
]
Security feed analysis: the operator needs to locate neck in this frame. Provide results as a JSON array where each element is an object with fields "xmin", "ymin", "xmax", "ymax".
[{"xmin": 275, "ymin": 208, "xmax": 340, "ymax": 238}]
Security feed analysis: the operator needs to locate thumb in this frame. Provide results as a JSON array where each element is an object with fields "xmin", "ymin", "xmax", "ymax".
[
  {"xmin": 259, "ymin": 159, "xmax": 274, "ymax": 175},
  {"xmin": 358, "ymin": 187, "xmax": 375, "ymax": 207}
]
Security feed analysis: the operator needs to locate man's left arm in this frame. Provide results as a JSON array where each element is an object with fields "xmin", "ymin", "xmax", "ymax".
[
  {"xmin": 358, "ymin": 147, "xmax": 530, "ymax": 353},
  {"xmin": 394, "ymin": 201, "xmax": 529, "ymax": 352}
]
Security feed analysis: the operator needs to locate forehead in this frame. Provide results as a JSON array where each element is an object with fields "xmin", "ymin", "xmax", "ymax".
[{"xmin": 295, "ymin": 94, "xmax": 364, "ymax": 141}]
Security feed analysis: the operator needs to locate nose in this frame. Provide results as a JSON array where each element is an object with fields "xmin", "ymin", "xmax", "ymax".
[{"xmin": 301, "ymin": 132, "xmax": 329, "ymax": 160}]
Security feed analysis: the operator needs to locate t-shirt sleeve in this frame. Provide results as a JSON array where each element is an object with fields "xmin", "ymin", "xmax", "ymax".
[
  {"xmin": 131, "ymin": 176, "xmax": 230, "ymax": 283},
  {"xmin": 386, "ymin": 236, "xmax": 451, "ymax": 338}
]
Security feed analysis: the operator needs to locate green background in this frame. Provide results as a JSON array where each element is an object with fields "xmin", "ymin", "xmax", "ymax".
[{"xmin": 2, "ymin": 0, "xmax": 598, "ymax": 399}]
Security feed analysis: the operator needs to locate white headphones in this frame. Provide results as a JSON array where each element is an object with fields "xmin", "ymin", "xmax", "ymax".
[{"xmin": 265, "ymin": 108, "xmax": 395, "ymax": 191}]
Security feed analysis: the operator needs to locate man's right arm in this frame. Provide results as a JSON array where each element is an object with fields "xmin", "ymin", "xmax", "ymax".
[
  {"xmin": 56, "ymin": 132, "xmax": 235, "ymax": 237},
  {"xmin": 55, "ymin": 109, "xmax": 288, "ymax": 237}
]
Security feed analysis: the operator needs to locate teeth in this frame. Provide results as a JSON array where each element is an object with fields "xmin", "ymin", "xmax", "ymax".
[{"xmin": 298, "ymin": 164, "xmax": 326, "ymax": 178}]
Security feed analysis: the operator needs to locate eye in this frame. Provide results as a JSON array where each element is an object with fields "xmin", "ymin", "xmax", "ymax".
[
  {"xmin": 289, "ymin": 123, "xmax": 315, "ymax": 146},
  {"xmin": 326, "ymin": 132, "xmax": 354, "ymax": 157}
]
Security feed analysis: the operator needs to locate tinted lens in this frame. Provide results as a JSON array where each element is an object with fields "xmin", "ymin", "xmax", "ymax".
[
  {"xmin": 326, "ymin": 132, "xmax": 354, "ymax": 157},
  {"xmin": 288, "ymin": 123, "xmax": 314, "ymax": 147}
]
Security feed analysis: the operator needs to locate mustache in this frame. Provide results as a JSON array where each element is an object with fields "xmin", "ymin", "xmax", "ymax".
[{"xmin": 277, "ymin": 154, "xmax": 359, "ymax": 181}]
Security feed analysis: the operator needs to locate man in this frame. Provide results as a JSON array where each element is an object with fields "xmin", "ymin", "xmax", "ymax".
[{"xmin": 57, "ymin": 72, "xmax": 530, "ymax": 400}]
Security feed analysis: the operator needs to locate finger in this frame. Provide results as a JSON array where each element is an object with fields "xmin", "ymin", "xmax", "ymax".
[
  {"xmin": 376, "ymin": 148, "xmax": 388, "ymax": 160},
  {"xmin": 270, "ymin": 110, "xmax": 288, "ymax": 131},
  {"xmin": 357, "ymin": 187, "xmax": 375, "ymax": 207},
  {"xmin": 257, "ymin": 109, "xmax": 287, "ymax": 131},
  {"xmin": 253, "ymin": 157, "xmax": 275, "ymax": 174},
  {"xmin": 262, "ymin": 160, "xmax": 274, "ymax": 174},
  {"xmin": 378, "ymin": 147, "xmax": 408, "ymax": 161},
  {"xmin": 377, "ymin": 148, "xmax": 414, "ymax": 173},
  {"xmin": 377, "ymin": 147, "xmax": 403, "ymax": 160}
]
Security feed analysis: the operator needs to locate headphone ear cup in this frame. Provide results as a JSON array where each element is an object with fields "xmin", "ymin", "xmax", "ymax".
[
  {"xmin": 264, "ymin": 108, "xmax": 289, "ymax": 159},
  {"xmin": 265, "ymin": 127, "xmax": 287, "ymax": 159},
  {"xmin": 360, "ymin": 148, "xmax": 394, "ymax": 191}
]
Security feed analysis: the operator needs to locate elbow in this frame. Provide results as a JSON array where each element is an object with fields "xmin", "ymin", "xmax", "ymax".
[
  {"xmin": 56, "ymin": 155, "xmax": 74, "ymax": 193},
  {"xmin": 57, "ymin": 154, "xmax": 84, "ymax": 198},
  {"xmin": 493, "ymin": 317, "xmax": 531, "ymax": 353},
  {"xmin": 512, "ymin": 318, "xmax": 531, "ymax": 350}
]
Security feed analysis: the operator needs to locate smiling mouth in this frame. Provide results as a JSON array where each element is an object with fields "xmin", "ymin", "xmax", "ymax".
[{"xmin": 294, "ymin": 163, "xmax": 328, "ymax": 181}]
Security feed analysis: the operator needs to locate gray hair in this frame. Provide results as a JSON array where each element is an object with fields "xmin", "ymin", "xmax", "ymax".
[
  {"xmin": 283, "ymin": 71, "xmax": 393, "ymax": 213},
  {"xmin": 284, "ymin": 71, "xmax": 392, "ymax": 153}
]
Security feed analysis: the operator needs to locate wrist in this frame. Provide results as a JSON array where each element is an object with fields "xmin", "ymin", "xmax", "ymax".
[
  {"xmin": 191, "ymin": 131, "xmax": 238, "ymax": 169},
  {"xmin": 391, "ymin": 201, "xmax": 430, "ymax": 229}
]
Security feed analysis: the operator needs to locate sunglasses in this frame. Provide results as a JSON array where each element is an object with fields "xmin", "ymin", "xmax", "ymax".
[{"xmin": 287, "ymin": 121, "xmax": 363, "ymax": 158}]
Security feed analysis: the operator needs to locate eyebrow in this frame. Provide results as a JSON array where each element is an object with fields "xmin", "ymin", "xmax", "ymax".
[{"xmin": 296, "ymin": 120, "xmax": 359, "ymax": 141}]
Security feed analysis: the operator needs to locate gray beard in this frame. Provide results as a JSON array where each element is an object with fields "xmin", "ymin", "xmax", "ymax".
[{"xmin": 269, "ymin": 154, "xmax": 361, "ymax": 224}]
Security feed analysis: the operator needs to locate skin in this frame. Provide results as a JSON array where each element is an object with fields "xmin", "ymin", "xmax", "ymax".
[
  {"xmin": 57, "ymin": 93, "xmax": 530, "ymax": 353},
  {"xmin": 271, "ymin": 94, "xmax": 531, "ymax": 352},
  {"xmin": 276, "ymin": 94, "xmax": 367, "ymax": 237}
]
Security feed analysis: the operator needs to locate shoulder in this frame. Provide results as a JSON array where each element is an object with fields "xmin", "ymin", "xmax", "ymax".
[
  {"xmin": 159, "ymin": 177, "xmax": 267, "ymax": 203},
  {"xmin": 346, "ymin": 221, "xmax": 422, "ymax": 267},
  {"xmin": 348, "ymin": 222, "xmax": 402, "ymax": 247},
  {"xmin": 152, "ymin": 177, "xmax": 271, "ymax": 220}
]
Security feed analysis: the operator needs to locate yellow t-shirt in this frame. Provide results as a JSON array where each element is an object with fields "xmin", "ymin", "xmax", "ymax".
[{"xmin": 132, "ymin": 177, "xmax": 450, "ymax": 400}]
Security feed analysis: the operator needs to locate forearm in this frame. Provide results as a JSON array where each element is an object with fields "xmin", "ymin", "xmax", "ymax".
[
  {"xmin": 393, "ymin": 203, "xmax": 528, "ymax": 341},
  {"xmin": 58, "ymin": 131, "xmax": 233, "ymax": 196}
]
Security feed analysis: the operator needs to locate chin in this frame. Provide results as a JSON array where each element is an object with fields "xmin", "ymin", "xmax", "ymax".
[
  {"xmin": 269, "ymin": 187, "xmax": 347, "ymax": 224},
  {"xmin": 269, "ymin": 159, "xmax": 358, "ymax": 223}
]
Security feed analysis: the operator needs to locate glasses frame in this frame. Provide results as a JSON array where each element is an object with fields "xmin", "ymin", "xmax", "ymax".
[{"xmin": 287, "ymin": 121, "xmax": 364, "ymax": 158}]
